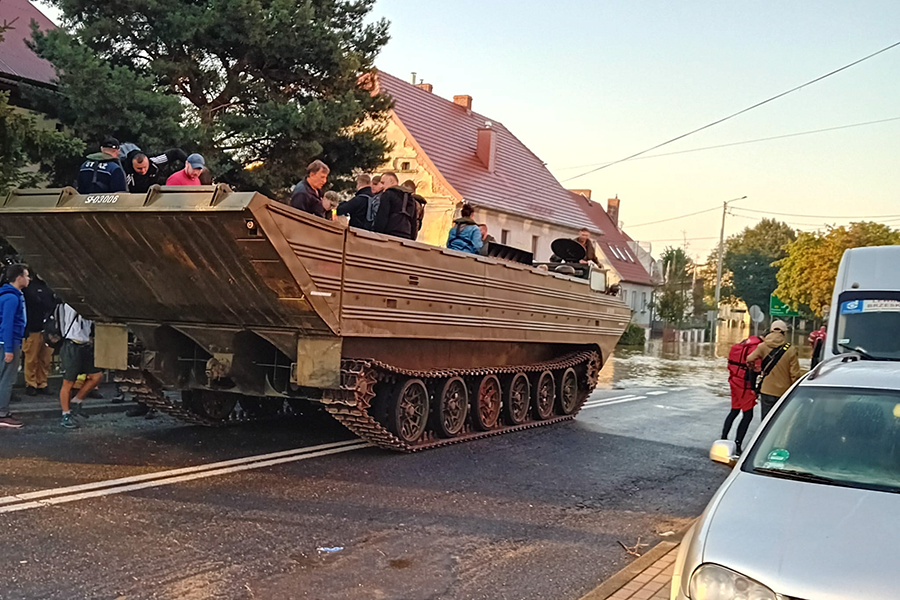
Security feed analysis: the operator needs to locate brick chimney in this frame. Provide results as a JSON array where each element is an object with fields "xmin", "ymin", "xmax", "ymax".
[
  {"xmin": 570, "ymin": 189, "xmax": 592, "ymax": 200},
  {"xmin": 607, "ymin": 196, "xmax": 621, "ymax": 229},
  {"xmin": 454, "ymin": 95, "xmax": 473, "ymax": 111},
  {"xmin": 416, "ymin": 82, "xmax": 433, "ymax": 93},
  {"xmin": 476, "ymin": 122, "xmax": 497, "ymax": 173}
]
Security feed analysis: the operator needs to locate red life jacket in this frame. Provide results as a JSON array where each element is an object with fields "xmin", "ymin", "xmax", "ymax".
[{"xmin": 728, "ymin": 336, "xmax": 764, "ymax": 391}]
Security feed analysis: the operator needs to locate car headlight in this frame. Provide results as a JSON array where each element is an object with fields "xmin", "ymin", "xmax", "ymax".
[{"xmin": 689, "ymin": 564, "xmax": 776, "ymax": 600}]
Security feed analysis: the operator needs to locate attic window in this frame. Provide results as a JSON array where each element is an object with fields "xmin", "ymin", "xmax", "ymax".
[
  {"xmin": 609, "ymin": 245, "xmax": 623, "ymax": 260},
  {"xmin": 622, "ymin": 248, "xmax": 636, "ymax": 263},
  {"xmin": 401, "ymin": 161, "xmax": 411, "ymax": 171}
]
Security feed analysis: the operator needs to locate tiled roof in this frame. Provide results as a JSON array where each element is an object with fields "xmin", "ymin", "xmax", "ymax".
[
  {"xmin": 376, "ymin": 71, "xmax": 600, "ymax": 233},
  {"xmin": 573, "ymin": 192, "xmax": 654, "ymax": 285},
  {"xmin": 0, "ymin": 0, "xmax": 56, "ymax": 86}
]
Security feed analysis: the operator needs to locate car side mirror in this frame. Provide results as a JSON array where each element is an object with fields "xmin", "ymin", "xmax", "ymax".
[{"xmin": 710, "ymin": 440, "xmax": 737, "ymax": 468}]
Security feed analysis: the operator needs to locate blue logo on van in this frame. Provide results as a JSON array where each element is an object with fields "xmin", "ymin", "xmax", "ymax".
[{"xmin": 841, "ymin": 300, "xmax": 863, "ymax": 314}]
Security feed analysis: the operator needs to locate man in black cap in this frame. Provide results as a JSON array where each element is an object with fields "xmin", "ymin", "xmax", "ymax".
[{"xmin": 76, "ymin": 136, "xmax": 127, "ymax": 195}]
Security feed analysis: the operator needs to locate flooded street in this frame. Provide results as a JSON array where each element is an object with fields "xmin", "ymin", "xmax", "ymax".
[{"xmin": 598, "ymin": 324, "xmax": 814, "ymax": 395}]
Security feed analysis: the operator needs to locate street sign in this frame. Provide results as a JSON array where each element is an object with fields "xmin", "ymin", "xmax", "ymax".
[
  {"xmin": 748, "ymin": 305, "xmax": 764, "ymax": 323},
  {"xmin": 770, "ymin": 295, "xmax": 800, "ymax": 318}
]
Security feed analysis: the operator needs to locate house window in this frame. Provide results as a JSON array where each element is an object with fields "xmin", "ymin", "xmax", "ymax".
[
  {"xmin": 642, "ymin": 291, "xmax": 648, "ymax": 311},
  {"xmin": 622, "ymin": 289, "xmax": 628, "ymax": 304},
  {"xmin": 501, "ymin": 229, "xmax": 511, "ymax": 245},
  {"xmin": 401, "ymin": 161, "xmax": 411, "ymax": 171},
  {"xmin": 531, "ymin": 235, "xmax": 540, "ymax": 257},
  {"xmin": 610, "ymin": 245, "xmax": 623, "ymax": 260}
]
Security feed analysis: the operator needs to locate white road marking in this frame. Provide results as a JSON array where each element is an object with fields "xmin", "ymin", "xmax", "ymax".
[
  {"xmin": 581, "ymin": 396, "xmax": 647, "ymax": 410},
  {"xmin": 654, "ymin": 404, "xmax": 689, "ymax": 411},
  {"xmin": 646, "ymin": 391, "xmax": 668, "ymax": 396},
  {"xmin": 670, "ymin": 387, "xmax": 688, "ymax": 392},
  {"xmin": 0, "ymin": 439, "xmax": 368, "ymax": 514}
]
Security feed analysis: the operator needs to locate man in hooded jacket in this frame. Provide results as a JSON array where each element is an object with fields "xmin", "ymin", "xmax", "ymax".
[
  {"xmin": 0, "ymin": 264, "xmax": 30, "ymax": 429},
  {"xmin": 747, "ymin": 320, "xmax": 801, "ymax": 418},
  {"xmin": 122, "ymin": 146, "xmax": 188, "ymax": 193},
  {"xmin": 446, "ymin": 204, "xmax": 483, "ymax": 254}
]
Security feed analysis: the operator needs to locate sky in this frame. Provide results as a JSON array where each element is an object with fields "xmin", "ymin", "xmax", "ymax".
[
  {"xmin": 31, "ymin": 1, "xmax": 900, "ymax": 262},
  {"xmin": 370, "ymin": 0, "xmax": 900, "ymax": 262}
]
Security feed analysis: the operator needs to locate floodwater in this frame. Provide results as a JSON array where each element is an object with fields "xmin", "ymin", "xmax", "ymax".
[{"xmin": 597, "ymin": 324, "xmax": 814, "ymax": 396}]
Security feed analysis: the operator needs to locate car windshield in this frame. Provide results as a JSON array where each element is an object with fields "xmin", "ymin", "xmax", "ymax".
[
  {"xmin": 835, "ymin": 294, "xmax": 900, "ymax": 360},
  {"xmin": 745, "ymin": 386, "xmax": 900, "ymax": 493}
]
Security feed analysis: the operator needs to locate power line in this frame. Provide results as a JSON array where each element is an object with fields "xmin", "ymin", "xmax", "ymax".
[
  {"xmin": 731, "ymin": 206, "xmax": 900, "ymax": 220},
  {"xmin": 564, "ymin": 39, "xmax": 900, "ymax": 182},
  {"xmin": 627, "ymin": 205, "xmax": 720, "ymax": 228},
  {"xmin": 555, "ymin": 116, "xmax": 900, "ymax": 171}
]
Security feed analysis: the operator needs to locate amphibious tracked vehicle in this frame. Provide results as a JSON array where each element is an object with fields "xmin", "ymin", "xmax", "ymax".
[{"xmin": 0, "ymin": 186, "xmax": 630, "ymax": 451}]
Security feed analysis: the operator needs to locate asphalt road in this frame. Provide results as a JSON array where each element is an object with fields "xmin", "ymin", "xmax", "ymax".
[{"xmin": 0, "ymin": 382, "xmax": 742, "ymax": 600}]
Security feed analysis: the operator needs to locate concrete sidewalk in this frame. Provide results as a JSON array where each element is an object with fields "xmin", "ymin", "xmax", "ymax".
[
  {"xmin": 8, "ymin": 382, "xmax": 132, "ymax": 418},
  {"xmin": 581, "ymin": 543, "xmax": 679, "ymax": 600}
]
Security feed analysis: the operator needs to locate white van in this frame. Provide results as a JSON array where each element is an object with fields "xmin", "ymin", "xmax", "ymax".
[{"xmin": 825, "ymin": 245, "xmax": 900, "ymax": 360}]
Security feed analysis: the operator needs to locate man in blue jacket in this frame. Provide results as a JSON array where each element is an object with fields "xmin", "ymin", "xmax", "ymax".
[
  {"xmin": 0, "ymin": 264, "xmax": 31, "ymax": 429},
  {"xmin": 76, "ymin": 136, "xmax": 127, "ymax": 195}
]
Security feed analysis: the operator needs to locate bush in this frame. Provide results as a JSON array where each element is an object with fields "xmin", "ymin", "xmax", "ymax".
[{"xmin": 617, "ymin": 323, "xmax": 646, "ymax": 347}]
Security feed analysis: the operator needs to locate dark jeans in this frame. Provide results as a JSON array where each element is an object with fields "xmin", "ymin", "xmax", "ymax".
[
  {"xmin": 0, "ymin": 350, "xmax": 21, "ymax": 417},
  {"xmin": 722, "ymin": 407, "xmax": 754, "ymax": 446},
  {"xmin": 759, "ymin": 393, "xmax": 780, "ymax": 419}
]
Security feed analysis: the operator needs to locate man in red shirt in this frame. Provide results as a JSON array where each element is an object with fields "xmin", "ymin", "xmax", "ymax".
[{"xmin": 166, "ymin": 153, "xmax": 205, "ymax": 186}]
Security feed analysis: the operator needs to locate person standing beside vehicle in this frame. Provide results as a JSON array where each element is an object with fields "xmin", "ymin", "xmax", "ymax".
[
  {"xmin": 747, "ymin": 320, "xmax": 801, "ymax": 419},
  {"xmin": 21, "ymin": 272, "xmax": 56, "ymax": 396},
  {"xmin": 0, "ymin": 264, "xmax": 31, "ymax": 429},
  {"xmin": 57, "ymin": 303, "xmax": 103, "ymax": 429}
]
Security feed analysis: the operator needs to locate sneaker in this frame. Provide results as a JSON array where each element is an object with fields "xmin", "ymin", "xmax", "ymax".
[
  {"xmin": 60, "ymin": 413, "xmax": 78, "ymax": 429},
  {"xmin": 25, "ymin": 386, "xmax": 37, "ymax": 397},
  {"xmin": 126, "ymin": 403, "xmax": 150, "ymax": 418},
  {"xmin": 70, "ymin": 402, "xmax": 90, "ymax": 419},
  {"xmin": 0, "ymin": 415, "xmax": 24, "ymax": 429}
]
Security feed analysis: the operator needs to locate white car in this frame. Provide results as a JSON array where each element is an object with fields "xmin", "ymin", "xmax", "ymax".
[{"xmin": 671, "ymin": 357, "xmax": 900, "ymax": 600}]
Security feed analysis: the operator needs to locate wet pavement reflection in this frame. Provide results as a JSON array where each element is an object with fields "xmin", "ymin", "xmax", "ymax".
[{"xmin": 598, "ymin": 325, "xmax": 813, "ymax": 395}]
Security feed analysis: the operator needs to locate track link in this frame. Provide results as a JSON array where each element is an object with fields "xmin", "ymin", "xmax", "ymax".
[
  {"xmin": 322, "ymin": 351, "xmax": 601, "ymax": 452},
  {"xmin": 116, "ymin": 350, "xmax": 602, "ymax": 453}
]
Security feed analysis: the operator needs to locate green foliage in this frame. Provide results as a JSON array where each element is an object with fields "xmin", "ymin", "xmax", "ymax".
[
  {"xmin": 617, "ymin": 323, "xmax": 646, "ymax": 347},
  {"xmin": 656, "ymin": 246, "xmax": 693, "ymax": 325},
  {"xmin": 31, "ymin": 0, "xmax": 392, "ymax": 196},
  {"xmin": 723, "ymin": 219, "xmax": 796, "ymax": 315},
  {"xmin": 775, "ymin": 222, "xmax": 900, "ymax": 317}
]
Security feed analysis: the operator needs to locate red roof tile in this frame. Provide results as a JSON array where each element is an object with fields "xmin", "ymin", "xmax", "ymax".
[
  {"xmin": 573, "ymin": 192, "xmax": 654, "ymax": 285},
  {"xmin": 376, "ymin": 71, "xmax": 600, "ymax": 233},
  {"xmin": 0, "ymin": 0, "xmax": 56, "ymax": 86}
]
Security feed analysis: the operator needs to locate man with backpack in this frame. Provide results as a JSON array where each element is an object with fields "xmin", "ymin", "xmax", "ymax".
[
  {"xmin": 747, "ymin": 320, "xmax": 801, "ymax": 419},
  {"xmin": 56, "ymin": 303, "xmax": 103, "ymax": 429},
  {"xmin": 336, "ymin": 174, "xmax": 375, "ymax": 229},
  {"xmin": 372, "ymin": 172, "xmax": 417, "ymax": 240}
]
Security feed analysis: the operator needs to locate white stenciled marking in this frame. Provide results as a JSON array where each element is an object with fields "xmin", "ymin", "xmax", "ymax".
[{"xmin": 646, "ymin": 391, "xmax": 668, "ymax": 396}]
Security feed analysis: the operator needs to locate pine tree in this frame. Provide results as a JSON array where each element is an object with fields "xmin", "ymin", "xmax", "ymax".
[{"xmin": 31, "ymin": 0, "xmax": 392, "ymax": 196}]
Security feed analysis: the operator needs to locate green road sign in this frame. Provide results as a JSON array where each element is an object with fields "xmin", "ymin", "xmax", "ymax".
[{"xmin": 770, "ymin": 295, "xmax": 800, "ymax": 318}]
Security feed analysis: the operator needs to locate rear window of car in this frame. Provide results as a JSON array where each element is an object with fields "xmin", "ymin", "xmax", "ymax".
[{"xmin": 744, "ymin": 386, "xmax": 900, "ymax": 493}]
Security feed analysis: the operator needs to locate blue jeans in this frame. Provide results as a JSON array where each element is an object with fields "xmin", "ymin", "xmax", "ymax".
[{"xmin": 0, "ymin": 349, "xmax": 21, "ymax": 417}]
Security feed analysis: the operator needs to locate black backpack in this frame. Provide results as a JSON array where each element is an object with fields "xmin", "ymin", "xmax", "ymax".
[{"xmin": 364, "ymin": 193, "xmax": 380, "ymax": 230}]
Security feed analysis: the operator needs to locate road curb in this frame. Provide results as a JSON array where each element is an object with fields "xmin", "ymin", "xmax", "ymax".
[
  {"xmin": 578, "ymin": 521, "xmax": 695, "ymax": 600},
  {"xmin": 13, "ymin": 401, "xmax": 134, "ymax": 419}
]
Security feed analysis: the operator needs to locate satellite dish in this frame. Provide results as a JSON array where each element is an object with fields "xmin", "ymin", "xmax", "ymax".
[{"xmin": 551, "ymin": 238, "xmax": 586, "ymax": 262}]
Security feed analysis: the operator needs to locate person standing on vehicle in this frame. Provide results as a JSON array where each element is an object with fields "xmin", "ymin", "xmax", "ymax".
[
  {"xmin": 290, "ymin": 160, "xmax": 329, "ymax": 218},
  {"xmin": 166, "ymin": 153, "xmax": 206, "ymax": 186},
  {"xmin": 57, "ymin": 303, "xmax": 103, "ymax": 429},
  {"xmin": 21, "ymin": 272, "xmax": 56, "ymax": 396},
  {"xmin": 747, "ymin": 320, "xmax": 801, "ymax": 419},
  {"xmin": 336, "ymin": 174, "xmax": 374, "ymax": 229},
  {"xmin": 0, "ymin": 264, "xmax": 31, "ymax": 429},
  {"xmin": 76, "ymin": 137, "xmax": 127, "ymax": 194},
  {"xmin": 372, "ymin": 172, "xmax": 417, "ymax": 240},
  {"xmin": 446, "ymin": 204, "xmax": 483, "ymax": 254}
]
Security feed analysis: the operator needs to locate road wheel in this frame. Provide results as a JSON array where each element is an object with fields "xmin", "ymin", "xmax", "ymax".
[
  {"xmin": 471, "ymin": 375, "xmax": 502, "ymax": 431},
  {"xmin": 557, "ymin": 368, "xmax": 579, "ymax": 415},
  {"xmin": 504, "ymin": 373, "xmax": 531, "ymax": 425},
  {"xmin": 432, "ymin": 377, "xmax": 469, "ymax": 437},
  {"xmin": 533, "ymin": 371, "xmax": 555, "ymax": 420},
  {"xmin": 183, "ymin": 389, "xmax": 238, "ymax": 421},
  {"xmin": 387, "ymin": 378, "xmax": 430, "ymax": 444}
]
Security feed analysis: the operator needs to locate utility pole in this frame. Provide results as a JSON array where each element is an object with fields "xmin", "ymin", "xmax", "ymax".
[{"xmin": 712, "ymin": 195, "xmax": 747, "ymax": 342}]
